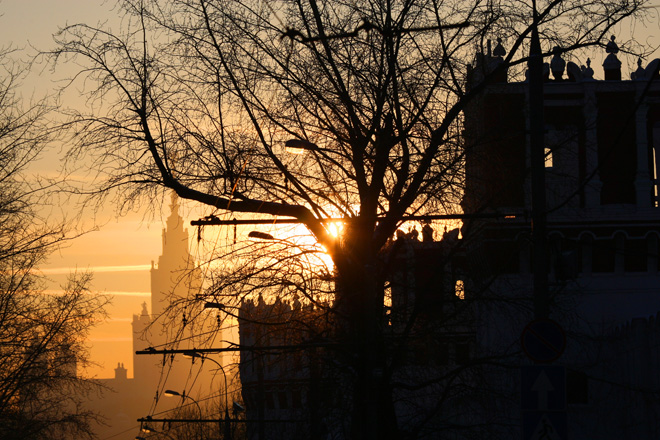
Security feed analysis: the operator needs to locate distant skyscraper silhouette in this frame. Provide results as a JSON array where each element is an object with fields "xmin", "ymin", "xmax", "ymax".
[{"xmin": 88, "ymin": 192, "xmax": 215, "ymax": 439}]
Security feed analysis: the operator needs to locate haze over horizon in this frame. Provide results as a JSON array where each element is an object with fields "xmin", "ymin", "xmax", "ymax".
[{"xmin": 1, "ymin": 0, "xmax": 659, "ymax": 380}]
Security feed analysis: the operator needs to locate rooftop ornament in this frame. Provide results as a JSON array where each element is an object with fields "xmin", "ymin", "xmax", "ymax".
[
  {"xmin": 550, "ymin": 46, "xmax": 565, "ymax": 81},
  {"xmin": 631, "ymin": 58, "xmax": 660, "ymax": 81},
  {"xmin": 603, "ymin": 35, "xmax": 622, "ymax": 80},
  {"xmin": 493, "ymin": 37, "xmax": 506, "ymax": 59},
  {"xmin": 581, "ymin": 58, "xmax": 594, "ymax": 80},
  {"xmin": 632, "ymin": 58, "xmax": 646, "ymax": 80}
]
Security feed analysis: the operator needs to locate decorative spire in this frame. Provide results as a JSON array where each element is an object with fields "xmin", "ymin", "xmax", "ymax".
[
  {"xmin": 581, "ymin": 58, "xmax": 594, "ymax": 80},
  {"xmin": 493, "ymin": 37, "xmax": 506, "ymax": 58},
  {"xmin": 169, "ymin": 191, "xmax": 180, "ymax": 213},
  {"xmin": 605, "ymin": 35, "xmax": 619, "ymax": 54},
  {"xmin": 603, "ymin": 35, "xmax": 622, "ymax": 80},
  {"xmin": 632, "ymin": 58, "xmax": 645, "ymax": 80}
]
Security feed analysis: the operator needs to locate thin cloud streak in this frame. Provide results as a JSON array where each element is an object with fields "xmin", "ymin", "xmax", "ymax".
[
  {"xmin": 43, "ymin": 289, "xmax": 151, "ymax": 297},
  {"xmin": 89, "ymin": 337, "xmax": 133, "ymax": 342},
  {"xmin": 107, "ymin": 317, "xmax": 134, "ymax": 322},
  {"xmin": 40, "ymin": 264, "xmax": 152, "ymax": 275}
]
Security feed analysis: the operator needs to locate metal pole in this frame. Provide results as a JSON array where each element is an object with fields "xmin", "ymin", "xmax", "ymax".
[
  {"xmin": 190, "ymin": 212, "xmax": 523, "ymax": 226},
  {"xmin": 529, "ymin": 0, "xmax": 548, "ymax": 319}
]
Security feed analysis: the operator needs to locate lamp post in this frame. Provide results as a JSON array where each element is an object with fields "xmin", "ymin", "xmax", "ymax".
[
  {"xmin": 164, "ymin": 389, "xmax": 203, "ymax": 415},
  {"xmin": 184, "ymin": 349, "xmax": 232, "ymax": 439},
  {"xmin": 164, "ymin": 389, "xmax": 205, "ymax": 439},
  {"xmin": 137, "ymin": 425, "xmax": 177, "ymax": 440}
]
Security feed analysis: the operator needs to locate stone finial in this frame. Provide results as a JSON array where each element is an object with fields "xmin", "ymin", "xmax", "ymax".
[
  {"xmin": 493, "ymin": 37, "xmax": 506, "ymax": 58},
  {"xmin": 550, "ymin": 46, "xmax": 565, "ymax": 80},
  {"xmin": 632, "ymin": 58, "xmax": 645, "ymax": 80},
  {"xmin": 581, "ymin": 58, "xmax": 594, "ymax": 80},
  {"xmin": 605, "ymin": 35, "xmax": 619, "ymax": 54},
  {"xmin": 422, "ymin": 223, "xmax": 434, "ymax": 242},
  {"xmin": 603, "ymin": 35, "xmax": 622, "ymax": 80}
]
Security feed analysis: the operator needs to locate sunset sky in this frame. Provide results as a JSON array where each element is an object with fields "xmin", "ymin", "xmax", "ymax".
[
  {"xmin": 1, "ymin": 0, "xmax": 659, "ymax": 379},
  {"xmin": 0, "ymin": 1, "xmax": 155, "ymax": 378}
]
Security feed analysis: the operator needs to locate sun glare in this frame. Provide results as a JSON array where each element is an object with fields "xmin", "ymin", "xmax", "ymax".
[{"xmin": 326, "ymin": 221, "xmax": 344, "ymax": 238}]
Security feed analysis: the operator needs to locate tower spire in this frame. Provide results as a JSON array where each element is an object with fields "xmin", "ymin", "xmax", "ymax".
[{"xmin": 151, "ymin": 191, "xmax": 194, "ymax": 317}]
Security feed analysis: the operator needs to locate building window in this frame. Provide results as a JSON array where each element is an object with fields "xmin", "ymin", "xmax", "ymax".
[
  {"xmin": 567, "ymin": 370, "xmax": 589, "ymax": 404},
  {"xmin": 455, "ymin": 343, "xmax": 470, "ymax": 364},
  {"xmin": 544, "ymin": 147, "xmax": 554, "ymax": 168},
  {"xmin": 265, "ymin": 392, "xmax": 275, "ymax": 410},
  {"xmin": 624, "ymin": 238, "xmax": 647, "ymax": 272},
  {"xmin": 455, "ymin": 280, "xmax": 465, "ymax": 300},
  {"xmin": 291, "ymin": 389, "xmax": 302, "ymax": 409},
  {"xmin": 278, "ymin": 391, "xmax": 288, "ymax": 410},
  {"xmin": 592, "ymin": 239, "xmax": 616, "ymax": 273},
  {"xmin": 437, "ymin": 343, "xmax": 449, "ymax": 365}
]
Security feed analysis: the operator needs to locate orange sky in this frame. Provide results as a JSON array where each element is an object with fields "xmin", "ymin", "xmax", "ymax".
[
  {"xmin": 43, "ymin": 219, "xmax": 161, "ymax": 378},
  {"xmin": 1, "ymin": 0, "xmax": 659, "ymax": 379}
]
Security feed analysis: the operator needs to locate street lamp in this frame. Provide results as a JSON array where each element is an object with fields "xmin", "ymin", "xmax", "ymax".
[
  {"xmin": 183, "ymin": 352, "xmax": 229, "ymax": 410},
  {"xmin": 183, "ymin": 350, "xmax": 233, "ymax": 440},
  {"xmin": 164, "ymin": 389, "xmax": 203, "ymax": 417},
  {"xmin": 137, "ymin": 429, "xmax": 176, "ymax": 440},
  {"xmin": 164, "ymin": 389, "xmax": 182, "ymax": 397},
  {"xmin": 203, "ymin": 301, "xmax": 225, "ymax": 310},
  {"xmin": 284, "ymin": 138, "xmax": 318, "ymax": 154},
  {"xmin": 248, "ymin": 230, "xmax": 275, "ymax": 241},
  {"xmin": 164, "ymin": 390, "xmax": 205, "ymax": 439}
]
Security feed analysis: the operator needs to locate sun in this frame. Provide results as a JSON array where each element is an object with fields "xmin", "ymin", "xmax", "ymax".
[{"xmin": 325, "ymin": 220, "xmax": 344, "ymax": 239}]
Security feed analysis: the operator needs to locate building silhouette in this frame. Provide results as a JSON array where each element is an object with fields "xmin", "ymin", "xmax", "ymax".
[
  {"xmin": 87, "ymin": 193, "xmax": 218, "ymax": 439},
  {"xmin": 461, "ymin": 37, "xmax": 660, "ymax": 438},
  {"xmin": 238, "ymin": 295, "xmax": 330, "ymax": 440},
  {"xmin": 234, "ymin": 38, "xmax": 660, "ymax": 439}
]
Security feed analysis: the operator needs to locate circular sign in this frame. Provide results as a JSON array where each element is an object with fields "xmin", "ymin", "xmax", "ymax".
[{"xmin": 521, "ymin": 319, "xmax": 566, "ymax": 363}]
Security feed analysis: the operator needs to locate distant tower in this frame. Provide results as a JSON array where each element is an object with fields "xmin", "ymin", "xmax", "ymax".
[
  {"xmin": 131, "ymin": 302, "xmax": 153, "ymax": 382},
  {"xmin": 94, "ymin": 192, "xmax": 215, "ymax": 440},
  {"xmin": 150, "ymin": 192, "xmax": 201, "ymax": 319},
  {"xmin": 131, "ymin": 192, "xmax": 209, "ymax": 396},
  {"xmin": 114, "ymin": 363, "xmax": 128, "ymax": 381}
]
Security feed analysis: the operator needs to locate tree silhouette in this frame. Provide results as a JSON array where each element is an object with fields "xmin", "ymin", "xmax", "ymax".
[
  {"xmin": 0, "ymin": 50, "xmax": 109, "ymax": 440},
  {"xmin": 50, "ymin": 0, "xmax": 651, "ymax": 438}
]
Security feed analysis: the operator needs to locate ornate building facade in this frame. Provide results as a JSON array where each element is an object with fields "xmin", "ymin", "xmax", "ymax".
[
  {"xmin": 461, "ymin": 37, "xmax": 660, "ymax": 438},
  {"xmin": 235, "ymin": 39, "xmax": 660, "ymax": 440}
]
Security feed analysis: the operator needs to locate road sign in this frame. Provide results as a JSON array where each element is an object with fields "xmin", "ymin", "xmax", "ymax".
[
  {"xmin": 523, "ymin": 411, "xmax": 567, "ymax": 440},
  {"xmin": 521, "ymin": 319, "xmax": 566, "ymax": 363},
  {"xmin": 521, "ymin": 365, "xmax": 566, "ymax": 411},
  {"xmin": 522, "ymin": 365, "xmax": 567, "ymax": 440}
]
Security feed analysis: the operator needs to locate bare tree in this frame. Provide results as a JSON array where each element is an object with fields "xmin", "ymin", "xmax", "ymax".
[
  {"xmin": 50, "ymin": 0, "xmax": 651, "ymax": 438},
  {"xmin": 0, "ymin": 50, "xmax": 108, "ymax": 440}
]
